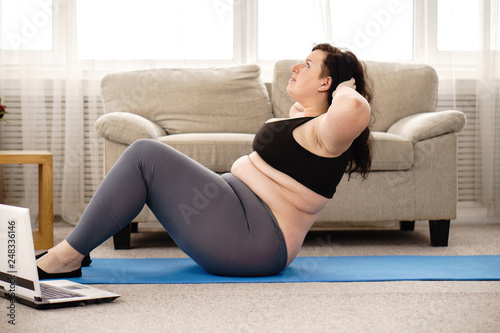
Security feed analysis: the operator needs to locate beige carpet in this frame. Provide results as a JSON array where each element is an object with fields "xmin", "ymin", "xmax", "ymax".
[{"xmin": 2, "ymin": 217, "xmax": 500, "ymax": 333}]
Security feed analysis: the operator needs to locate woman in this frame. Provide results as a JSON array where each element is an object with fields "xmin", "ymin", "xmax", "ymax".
[{"xmin": 36, "ymin": 44, "xmax": 372, "ymax": 278}]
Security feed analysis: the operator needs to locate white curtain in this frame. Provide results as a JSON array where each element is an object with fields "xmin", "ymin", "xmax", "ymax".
[
  {"xmin": 1, "ymin": 0, "xmax": 499, "ymax": 224},
  {"xmin": 0, "ymin": 0, "xmax": 103, "ymax": 224},
  {"xmin": 441, "ymin": 0, "xmax": 500, "ymax": 217},
  {"xmin": 477, "ymin": 0, "xmax": 500, "ymax": 217},
  {"xmin": 0, "ymin": 0, "xmax": 201, "ymax": 225}
]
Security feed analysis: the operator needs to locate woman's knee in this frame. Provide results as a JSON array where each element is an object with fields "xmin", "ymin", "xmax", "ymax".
[
  {"xmin": 128, "ymin": 138, "xmax": 158, "ymax": 151},
  {"xmin": 125, "ymin": 139, "xmax": 167, "ymax": 160}
]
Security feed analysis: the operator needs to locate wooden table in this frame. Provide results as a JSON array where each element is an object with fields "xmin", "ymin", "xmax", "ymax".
[{"xmin": 0, "ymin": 151, "xmax": 53, "ymax": 249}]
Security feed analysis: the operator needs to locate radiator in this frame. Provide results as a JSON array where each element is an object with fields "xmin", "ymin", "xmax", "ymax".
[
  {"xmin": 0, "ymin": 94, "xmax": 105, "ymax": 219},
  {"xmin": 437, "ymin": 94, "xmax": 480, "ymax": 202}
]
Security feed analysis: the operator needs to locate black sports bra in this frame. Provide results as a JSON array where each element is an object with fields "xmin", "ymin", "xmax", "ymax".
[{"xmin": 252, "ymin": 117, "xmax": 351, "ymax": 198}]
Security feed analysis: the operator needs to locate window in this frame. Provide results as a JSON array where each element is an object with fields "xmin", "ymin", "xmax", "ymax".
[
  {"xmin": 257, "ymin": 0, "xmax": 323, "ymax": 60},
  {"xmin": 0, "ymin": 0, "xmax": 484, "ymax": 71},
  {"xmin": 328, "ymin": 0, "xmax": 413, "ymax": 61},
  {"xmin": 257, "ymin": 0, "xmax": 414, "ymax": 62},
  {"xmin": 0, "ymin": 0, "xmax": 53, "ymax": 51},
  {"xmin": 76, "ymin": 0, "xmax": 233, "ymax": 60},
  {"xmin": 437, "ymin": 0, "xmax": 480, "ymax": 51}
]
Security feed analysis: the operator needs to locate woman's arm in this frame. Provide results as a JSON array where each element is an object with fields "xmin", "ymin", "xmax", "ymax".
[
  {"xmin": 289, "ymin": 102, "xmax": 305, "ymax": 118},
  {"xmin": 317, "ymin": 78, "xmax": 371, "ymax": 156}
]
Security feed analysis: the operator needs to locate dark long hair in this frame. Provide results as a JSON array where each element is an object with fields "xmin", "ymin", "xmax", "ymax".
[{"xmin": 312, "ymin": 43, "xmax": 373, "ymax": 179}]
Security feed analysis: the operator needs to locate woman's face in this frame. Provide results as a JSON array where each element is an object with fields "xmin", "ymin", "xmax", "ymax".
[{"xmin": 287, "ymin": 49, "xmax": 331, "ymax": 104}]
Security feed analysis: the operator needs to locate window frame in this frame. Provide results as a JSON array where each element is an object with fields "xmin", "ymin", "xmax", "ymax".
[
  {"xmin": 413, "ymin": 0, "xmax": 479, "ymax": 80},
  {"xmin": 0, "ymin": 0, "xmax": 485, "ymax": 81}
]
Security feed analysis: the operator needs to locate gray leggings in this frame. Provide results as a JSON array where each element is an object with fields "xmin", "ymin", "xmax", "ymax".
[{"xmin": 66, "ymin": 139, "xmax": 287, "ymax": 277}]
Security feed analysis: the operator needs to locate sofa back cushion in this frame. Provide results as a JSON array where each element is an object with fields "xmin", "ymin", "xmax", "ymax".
[
  {"xmin": 101, "ymin": 65, "xmax": 273, "ymax": 134},
  {"xmin": 272, "ymin": 60, "xmax": 438, "ymax": 132}
]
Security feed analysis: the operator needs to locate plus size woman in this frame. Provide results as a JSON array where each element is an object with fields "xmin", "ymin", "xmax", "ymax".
[{"xmin": 36, "ymin": 44, "xmax": 372, "ymax": 279}]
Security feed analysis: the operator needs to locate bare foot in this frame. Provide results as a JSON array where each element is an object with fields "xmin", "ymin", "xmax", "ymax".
[{"xmin": 36, "ymin": 240, "xmax": 85, "ymax": 273}]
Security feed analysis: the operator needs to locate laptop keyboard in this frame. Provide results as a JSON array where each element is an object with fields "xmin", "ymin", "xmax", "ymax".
[{"xmin": 40, "ymin": 284, "xmax": 84, "ymax": 300}]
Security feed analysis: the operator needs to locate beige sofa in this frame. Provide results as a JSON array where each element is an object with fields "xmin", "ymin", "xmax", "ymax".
[{"xmin": 95, "ymin": 61, "xmax": 466, "ymax": 249}]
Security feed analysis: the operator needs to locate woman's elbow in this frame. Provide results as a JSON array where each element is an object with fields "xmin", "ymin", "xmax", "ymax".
[{"xmin": 343, "ymin": 97, "xmax": 371, "ymax": 128}]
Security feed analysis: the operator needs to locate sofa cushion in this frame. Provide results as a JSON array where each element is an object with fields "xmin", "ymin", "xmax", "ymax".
[
  {"xmin": 158, "ymin": 133, "xmax": 255, "ymax": 173},
  {"xmin": 101, "ymin": 65, "xmax": 273, "ymax": 135},
  {"xmin": 272, "ymin": 60, "xmax": 439, "ymax": 132},
  {"xmin": 272, "ymin": 61, "xmax": 297, "ymax": 118},
  {"xmin": 370, "ymin": 132, "xmax": 414, "ymax": 171},
  {"xmin": 159, "ymin": 131, "xmax": 412, "ymax": 173},
  {"xmin": 364, "ymin": 61, "xmax": 439, "ymax": 132}
]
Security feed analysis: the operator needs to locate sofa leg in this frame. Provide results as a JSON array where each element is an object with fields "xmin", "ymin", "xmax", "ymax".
[
  {"xmin": 400, "ymin": 221, "xmax": 415, "ymax": 231},
  {"xmin": 429, "ymin": 220, "xmax": 450, "ymax": 247},
  {"xmin": 113, "ymin": 223, "xmax": 132, "ymax": 250}
]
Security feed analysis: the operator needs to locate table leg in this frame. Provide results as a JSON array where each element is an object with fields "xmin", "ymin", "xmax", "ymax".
[{"xmin": 34, "ymin": 155, "xmax": 53, "ymax": 249}]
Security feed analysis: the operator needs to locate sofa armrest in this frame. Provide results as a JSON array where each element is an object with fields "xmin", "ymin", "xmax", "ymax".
[
  {"xmin": 387, "ymin": 110, "xmax": 466, "ymax": 143},
  {"xmin": 95, "ymin": 112, "xmax": 167, "ymax": 145}
]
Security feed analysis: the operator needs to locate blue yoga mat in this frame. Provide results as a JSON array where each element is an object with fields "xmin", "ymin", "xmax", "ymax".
[{"xmin": 65, "ymin": 255, "xmax": 500, "ymax": 284}]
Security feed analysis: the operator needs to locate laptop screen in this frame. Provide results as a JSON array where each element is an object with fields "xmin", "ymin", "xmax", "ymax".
[{"xmin": 0, "ymin": 204, "xmax": 42, "ymax": 300}]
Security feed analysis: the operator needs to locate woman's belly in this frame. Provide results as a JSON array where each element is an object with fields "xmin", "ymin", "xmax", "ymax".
[{"xmin": 231, "ymin": 152, "xmax": 329, "ymax": 266}]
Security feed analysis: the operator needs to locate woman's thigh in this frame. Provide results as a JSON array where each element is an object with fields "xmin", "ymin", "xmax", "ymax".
[{"xmin": 138, "ymin": 140, "xmax": 286, "ymax": 276}]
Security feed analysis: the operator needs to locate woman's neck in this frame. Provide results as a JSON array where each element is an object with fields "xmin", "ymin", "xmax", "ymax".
[{"xmin": 302, "ymin": 101, "xmax": 329, "ymax": 118}]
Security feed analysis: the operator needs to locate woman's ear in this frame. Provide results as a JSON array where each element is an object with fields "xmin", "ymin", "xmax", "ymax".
[{"xmin": 319, "ymin": 76, "xmax": 332, "ymax": 92}]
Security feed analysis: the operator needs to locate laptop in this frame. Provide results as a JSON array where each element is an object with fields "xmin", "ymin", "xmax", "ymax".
[{"xmin": 0, "ymin": 204, "xmax": 120, "ymax": 309}]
